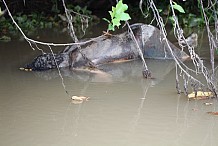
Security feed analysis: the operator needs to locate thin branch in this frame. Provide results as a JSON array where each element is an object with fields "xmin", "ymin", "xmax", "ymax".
[{"xmin": 2, "ymin": 0, "xmax": 104, "ymax": 48}]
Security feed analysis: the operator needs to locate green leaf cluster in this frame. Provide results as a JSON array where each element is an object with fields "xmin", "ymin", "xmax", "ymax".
[
  {"xmin": 103, "ymin": 0, "xmax": 131, "ymax": 31},
  {"xmin": 0, "ymin": 13, "xmax": 55, "ymax": 37}
]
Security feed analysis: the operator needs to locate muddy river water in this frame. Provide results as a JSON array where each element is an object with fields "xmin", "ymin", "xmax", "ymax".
[{"xmin": 0, "ymin": 27, "xmax": 218, "ymax": 146}]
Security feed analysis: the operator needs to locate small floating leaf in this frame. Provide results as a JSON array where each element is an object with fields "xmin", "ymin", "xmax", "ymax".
[
  {"xmin": 207, "ymin": 112, "xmax": 218, "ymax": 115},
  {"xmin": 71, "ymin": 96, "xmax": 89, "ymax": 101},
  {"xmin": 188, "ymin": 91, "xmax": 213, "ymax": 100},
  {"xmin": 204, "ymin": 102, "xmax": 213, "ymax": 106}
]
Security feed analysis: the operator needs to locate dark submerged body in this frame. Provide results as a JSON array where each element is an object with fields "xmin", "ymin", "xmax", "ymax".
[{"xmin": 23, "ymin": 24, "xmax": 189, "ymax": 71}]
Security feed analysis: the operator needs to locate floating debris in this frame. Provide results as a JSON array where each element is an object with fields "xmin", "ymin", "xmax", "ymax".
[
  {"xmin": 188, "ymin": 91, "xmax": 213, "ymax": 100},
  {"xmin": 71, "ymin": 96, "xmax": 89, "ymax": 101},
  {"xmin": 71, "ymin": 96, "xmax": 89, "ymax": 104},
  {"xmin": 207, "ymin": 112, "xmax": 218, "ymax": 115},
  {"xmin": 203, "ymin": 102, "xmax": 213, "ymax": 106}
]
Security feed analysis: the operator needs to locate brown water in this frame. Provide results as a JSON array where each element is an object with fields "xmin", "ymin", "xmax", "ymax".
[{"xmin": 1, "ymin": 28, "xmax": 218, "ymax": 146}]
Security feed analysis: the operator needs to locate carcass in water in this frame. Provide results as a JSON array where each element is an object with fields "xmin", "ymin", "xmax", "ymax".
[{"xmin": 22, "ymin": 23, "xmax": 190, "ymax": 71}]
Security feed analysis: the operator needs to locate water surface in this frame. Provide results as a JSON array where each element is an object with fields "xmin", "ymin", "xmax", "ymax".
[{"xmin": 0, "ymin": 27, "xmax": 218, "ymax": 146}]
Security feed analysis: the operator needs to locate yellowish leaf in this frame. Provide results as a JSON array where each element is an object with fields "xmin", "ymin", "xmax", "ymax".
[{"xmin": 188, "ymin": 91, "xmax": 213, "ymax": 100}]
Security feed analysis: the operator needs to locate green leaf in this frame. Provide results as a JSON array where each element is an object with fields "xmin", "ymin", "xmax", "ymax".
[
  {"xmin": 112, "ymin": 18, "xmax": 121, "ymax": 28},
  {"xmin": 158, "ymin": 9, "xmax": 163, "ymax": 13},
  {"xmin": 116, "ymin": 0, "xmax": 128, "ymax": 14},
  {"xmin": 117, "ymin": 13, "xmax": 131, "ymax": 21},
  {"xmin": 103, "ymin": 0, "xmax": 131, "ymax": 31},
  {"xmin": 108, "ymin": 23, "xmax": 115, "ymax": 31},
  {"xmin": 111, "ymin": 6, "xmax": 116, "ymax": 18},
  {"xmin": 112, "ymin": 6, "xmax": 116, "ymax": 13},
  {"xmin": 172, "ymin": 2, "xmax": 185, "ymax": 13}
]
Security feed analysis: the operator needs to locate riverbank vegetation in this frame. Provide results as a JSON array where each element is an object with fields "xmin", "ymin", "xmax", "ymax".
[
  {"xmin": 0, "ymin": 0, "xmax": 217, "ymax": 40},
  {"xmin": 136, "ymin": 1, "xmax": 216, "ymax": 27},
  {"xmin": 0, "ymin": 1, "xmax": 99, "ymax": 41}
]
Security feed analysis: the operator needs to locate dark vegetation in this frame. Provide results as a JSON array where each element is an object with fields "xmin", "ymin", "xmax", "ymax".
[
  {"xmin": 0, "ymin": 0, "xmax": 216, "ymax": 41},
  {"xmin": 0, "ymin": 0, "xmax": 99, "ymax": 40}
]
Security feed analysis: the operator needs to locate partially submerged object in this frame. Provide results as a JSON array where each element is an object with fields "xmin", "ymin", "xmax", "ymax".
[{"xmin": 22, "ymin": 23, "xmax": 190, "ymax": 71}]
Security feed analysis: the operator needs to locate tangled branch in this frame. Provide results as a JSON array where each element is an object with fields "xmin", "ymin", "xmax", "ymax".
[{"xmin": 140, "ymin": 0, "xmax": 218, "ymax": 97}]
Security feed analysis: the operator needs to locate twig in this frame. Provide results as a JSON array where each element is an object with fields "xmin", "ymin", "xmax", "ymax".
[{"xmin": 61, "ymin": 0, "xmax": 96, "ymax": 68}]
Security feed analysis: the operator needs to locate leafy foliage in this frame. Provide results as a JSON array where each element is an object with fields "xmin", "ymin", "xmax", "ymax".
[
  {"xmin": 103, "ymin": 0, "xmax": 131, "ymax": 31},
  {"xmin": 0, "ymin": 4, "xmax": 96, "ymax": 39},
  {"xmin": 0, "ymin": 13, "xmax": 55, "ymax": 36}
]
